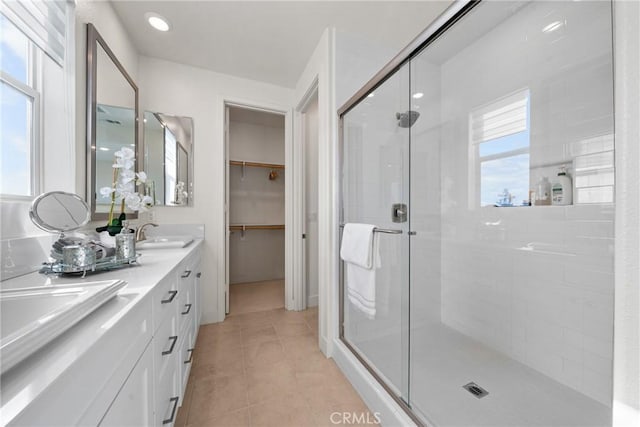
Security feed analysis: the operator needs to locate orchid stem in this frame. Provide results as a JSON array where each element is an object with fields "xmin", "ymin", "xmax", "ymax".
[{"xmin": 108, "ymin": 166, "xmax": 118, "ymax": 225}]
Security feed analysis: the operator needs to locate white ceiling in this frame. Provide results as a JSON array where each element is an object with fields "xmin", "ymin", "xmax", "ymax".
[{"xmin": 110, "ymin": 1, "xmax": 452, "ymax": 88}]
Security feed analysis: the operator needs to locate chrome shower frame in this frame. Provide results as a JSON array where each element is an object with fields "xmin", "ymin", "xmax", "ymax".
[{"xmin": 337, "ymin": 1, "xmax": 480, "ymax": 425}]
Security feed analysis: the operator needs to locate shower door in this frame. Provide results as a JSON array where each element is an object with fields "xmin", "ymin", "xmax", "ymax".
[
  {"xmin": 340, "ymin": 64, "xmax": 412, "ymax": 403},
  {"xmin": 407, "ymin": 1, "xmax": 614, "ymax": 425}
]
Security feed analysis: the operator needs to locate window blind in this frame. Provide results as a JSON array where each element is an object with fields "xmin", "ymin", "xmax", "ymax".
[
  {"xmin": 470, "ymin": 89, "xmax": 529, "ymax": 144},
  {"xmin": 1, "ymin": 0, "xmax": 69, "ymax": 66}
]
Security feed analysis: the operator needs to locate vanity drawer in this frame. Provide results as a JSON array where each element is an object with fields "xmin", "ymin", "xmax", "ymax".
[
  {"xmin": 178, "ymin": 280, "xmax": 194, "ymax": 335},
  {"xmin": 154, "ymin": 359, "xmax": 179, "ymax": 427},
  {"xmin": 178, "ymin": 329, "xmax": 195, "ymax": 404},
  {"xmin": 154, "ymin": 310, "xmax": 179, "ymax": 382},
  {"xmin": 153, "ymin": 274, "xmax": 179, "ymax": 332}
]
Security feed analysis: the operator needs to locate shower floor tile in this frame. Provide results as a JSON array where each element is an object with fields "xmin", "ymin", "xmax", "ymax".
[{"xmin": 351, "ymin": 322, "xmax": 611, "ymax": 426}]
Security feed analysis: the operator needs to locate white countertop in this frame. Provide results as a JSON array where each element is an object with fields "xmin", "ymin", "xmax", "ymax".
[{"xmin": 0, "ymin": 240, "xmax": 203, "ymax": 424}]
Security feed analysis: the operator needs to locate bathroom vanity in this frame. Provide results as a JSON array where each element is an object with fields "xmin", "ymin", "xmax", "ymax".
[{"xmin": 0, "ymin": 241, "xmax": 202, "ymax": 426}]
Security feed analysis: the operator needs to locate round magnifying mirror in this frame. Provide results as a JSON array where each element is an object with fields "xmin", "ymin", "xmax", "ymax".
[{"xmin": 29, "ymin": 191, "xmax": 90, "ymax": 233}]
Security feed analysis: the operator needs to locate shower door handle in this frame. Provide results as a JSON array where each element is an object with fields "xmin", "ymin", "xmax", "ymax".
[{"xmin": 392, "ymin": 203, "xmax": 407, "ymax": 223}]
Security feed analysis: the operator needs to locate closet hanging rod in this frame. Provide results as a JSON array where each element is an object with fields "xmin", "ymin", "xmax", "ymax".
[
  {"xmin": 339, "ymin": 224, "xmax": 403, "ymax": 234},
  {"xmin": 229, "ymin": 224, "xmax": 285, "ymax": 231},
  {"xmin": 229, "ymin": 160, "xmax": 285, "ymax": 169}
]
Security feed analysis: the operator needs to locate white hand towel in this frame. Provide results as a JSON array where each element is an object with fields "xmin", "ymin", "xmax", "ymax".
[
  {"xmin": 341, "ymin": 223, "xmax": 380, "ymax": 318},
  {"xmin": 340, "ymin": 223, "xmax": 376, "ymax": 268}
]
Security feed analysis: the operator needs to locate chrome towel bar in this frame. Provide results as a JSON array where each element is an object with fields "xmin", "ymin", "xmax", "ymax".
[{"xmin": 339, "ymin": 224, "xmax": 403, "ymax": 235}]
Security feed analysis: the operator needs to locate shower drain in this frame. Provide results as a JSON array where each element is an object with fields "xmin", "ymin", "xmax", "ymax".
[{"xmin": 463, "ymin": 382, "xmax": 489, "ymax": 398}]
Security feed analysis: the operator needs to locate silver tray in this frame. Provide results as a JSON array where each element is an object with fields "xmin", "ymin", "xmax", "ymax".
[{"xmin": 40, "ymin": 253, "xmax": 141, "ymax": 276}]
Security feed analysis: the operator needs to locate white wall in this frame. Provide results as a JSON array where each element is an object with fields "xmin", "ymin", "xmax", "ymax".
[
  {"xmin": 437, "ymin": 1, "xmax": 614, "ymax": 405},
  {"xmin": 137, "ymin": 55, "xmax": 294, "ymax": 324},
  {"xmin": 293, "ymin": 28, "xmax": 335, "ymax": 354},
  {"xmin": 613, "ymin": 0, "xmax": 640, "ymax": 424},
  {"xmin": 228, "ymin": 116, "xmax": 285, "ymax": 284}
]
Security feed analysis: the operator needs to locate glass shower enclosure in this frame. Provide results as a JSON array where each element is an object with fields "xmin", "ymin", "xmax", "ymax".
[{"xmin": 339, "ymin": 1, "xmax": 615, "ymax": 426}]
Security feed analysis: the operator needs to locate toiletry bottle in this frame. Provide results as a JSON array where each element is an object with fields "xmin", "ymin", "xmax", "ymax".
[
  {"xmin": 535, "ymin": 177, "xmax": 551, "ymax": 206},
  {"xmin": 551, "ymin": 166, "xmax": 573, "ymax": 206}
]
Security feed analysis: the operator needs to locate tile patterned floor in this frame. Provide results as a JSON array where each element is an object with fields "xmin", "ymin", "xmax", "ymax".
[
  {"xmin": 175, "ymin": 307, "xmax": 379, "ymax": 426},
  {"xmin": 229, "ymin": 280, "xmax": 285, "ymax": 315}
]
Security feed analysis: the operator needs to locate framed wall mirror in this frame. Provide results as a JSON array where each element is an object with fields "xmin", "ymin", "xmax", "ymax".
[
  {"xmin": 86, "ymin": 23, "xmax": 139, "ymax": 220},
  {"xmin": 143, "ymin": 112, "xmax": 194, "ymax": 206}
]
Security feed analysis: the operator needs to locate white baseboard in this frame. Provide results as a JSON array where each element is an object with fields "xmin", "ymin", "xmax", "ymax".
[
  {"xmin": 307, "ymin": 294, "xmax": 319, "ymax": 307},
  {"xmin": 331, "ymin": 339, "xmax": 417, "ymax": 427}
]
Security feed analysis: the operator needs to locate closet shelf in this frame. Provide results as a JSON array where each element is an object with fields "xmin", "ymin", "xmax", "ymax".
[
  {"xmin": 230, "ymin": 160, "xmax": 284, "ymax": 169},
  {"xmin": 229, "ymin": 224, "xmax": 285, "ymax": 231}
]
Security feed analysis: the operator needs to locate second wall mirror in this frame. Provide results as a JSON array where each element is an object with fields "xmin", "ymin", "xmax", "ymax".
[
  {"xmin": 143, "ymin": 112, "xmax": 194, "ymax": 206},
  {"xmin": 86, "ymin": 23, "xmax": 139, "ymax": 220}
]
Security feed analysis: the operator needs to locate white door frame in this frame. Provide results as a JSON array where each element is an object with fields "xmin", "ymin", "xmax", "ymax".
[
  {"xmin": 293, "ymin": 78, "xmax": 320, "ymax": 311},
  {"xmin": 219, "ymin": 95, "xmax": 295, "ymax": 318}
]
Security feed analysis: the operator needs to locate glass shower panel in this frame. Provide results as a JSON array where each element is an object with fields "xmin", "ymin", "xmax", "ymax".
[
  {"xmin": 409, "ymin": 1, "xmax": 614, "ymax": 426},
  {"xmin": 341, "ymin": 64, "xmax": 411, "ymax": 401}
]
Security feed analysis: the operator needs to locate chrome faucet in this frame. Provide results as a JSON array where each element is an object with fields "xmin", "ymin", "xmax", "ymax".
[{"xmin": 136, "ymin": 222, "xmax": 158, "ymax": 242}]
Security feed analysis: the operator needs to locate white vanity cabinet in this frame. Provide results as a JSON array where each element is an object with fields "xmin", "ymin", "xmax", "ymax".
[
  {"xmin": 176, "ymin": 251, "xmax": 201, "ymax": 402},
  {"xmin": 2, "ymin": 242, "xmax": 203, "ymax": 427},
  {"xmin": 151, "ymin": 248, "xmax": 202, "ymax": 426}
]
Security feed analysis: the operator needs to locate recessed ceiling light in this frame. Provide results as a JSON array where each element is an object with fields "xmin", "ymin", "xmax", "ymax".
[
  {"xmin": 412, "ymin": 92, "xmax": 424, "ymax": 99},
  {"xmin": 146, "ymin": 12, "xmax": 171, "ymax": 32},
  {"xmin": 542, "ymin": 21, "xmax": 563, "ymax": 33},
  {"xmin": 367, "ymin": 93, "xmax": 375, "ymax": 98},
  {"xmin": 99, "ymin": 147, "xmax": 110, "ymax": 151}
]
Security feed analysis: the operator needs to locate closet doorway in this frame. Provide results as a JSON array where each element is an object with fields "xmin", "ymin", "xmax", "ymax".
[{"xmin": 225, "ymin": 105, "xmax": 286, "ymax": 315}]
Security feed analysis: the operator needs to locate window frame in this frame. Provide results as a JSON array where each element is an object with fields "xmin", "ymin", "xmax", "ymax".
[{"xmin": 0, "ymin": 40, "xmax": 41, "ymax": 200}]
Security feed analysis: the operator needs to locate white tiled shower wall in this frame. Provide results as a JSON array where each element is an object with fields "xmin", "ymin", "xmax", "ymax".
[{"xmin": 437, "ymin": 1, "xmax": 614, "ymax": 405}]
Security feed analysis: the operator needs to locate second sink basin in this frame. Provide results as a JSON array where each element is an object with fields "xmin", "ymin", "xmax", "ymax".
[
  {"xmin": 136, "ymin": 235, "xmax": 193, "ymax": 249},
  {"xmin": 0, "ymin": 280, "xmax": 127, "ymax": 374}
]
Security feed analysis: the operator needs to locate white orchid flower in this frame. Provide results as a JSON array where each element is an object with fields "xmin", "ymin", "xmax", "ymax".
[
  {"xmin": 124, "ymin": 193, "xmax": 142, "ymax": 211},
  {"xmin": 113, "ymin": 158, "xmax": 134, "ymax": 170},
  {"xmin": 120, "ymin": 169, "xmax": 136, "ymax": 184},
  {"xmin": 115, "ymin": 147, "xmax": 135, "ymax": 160},
  {"xmin": 99, "ymin": 186, "xmax": 114, "ymax": 198},
  {"xmin": 103, "ymin": 145, "xmax": 153, "ymax": 220},
  {"xmin": 136, "ymin": 171, "xmax": 147, "ymax": 183}
]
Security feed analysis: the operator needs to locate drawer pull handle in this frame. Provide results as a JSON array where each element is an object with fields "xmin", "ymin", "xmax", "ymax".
[
  {"xmin": 161, "ymin": 290, "xmax": 178, "ymax": 304},
  {"xmin": 162, "ymin": 396, "xmax": 179, "ymax": 425},
  {"xmin": 162, "ymin": 335, "xmax": 178, "ymax": 355},
  {"xmin": 182, "ymin": 303, "xmax": 192, "ymax": 315},
  {"xmin": 196, "ymin": 272, "xmax": 202, "ymax": 278},
  {"xmin": 184, "ymin": 348, "xmax": 194, "ymax": 364},
  {"xmin": 181, "ymin": 270, "xmax": 192, "ymax": 278}
]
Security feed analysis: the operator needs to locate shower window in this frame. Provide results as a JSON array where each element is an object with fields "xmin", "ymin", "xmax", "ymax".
[{"xmin": 471, "ymin": 89, "xmax": 530, "ymax": 207}]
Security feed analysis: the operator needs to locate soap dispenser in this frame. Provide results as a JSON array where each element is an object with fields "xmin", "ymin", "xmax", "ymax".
[
  {"xmin": 535, "ymin": 176, "xmax": 551, "ymax": 206},
  {"xmin": 551, "ymin": 166, "xmax": 573, "ymax": 206}
]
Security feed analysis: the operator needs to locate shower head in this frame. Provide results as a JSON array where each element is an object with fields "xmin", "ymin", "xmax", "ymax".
[{"xmin": 396, "ymin": 110, "xmax": 420, "ymax": 128}]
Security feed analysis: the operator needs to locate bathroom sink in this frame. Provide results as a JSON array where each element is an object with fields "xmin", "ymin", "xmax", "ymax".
[
  {"xmin": 136, "ymin": 235, "xmax": 193, "ymax": 249},
  {"xmin": 0, "ymin": 279, "xmax": 127, "ymax": 374}
]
